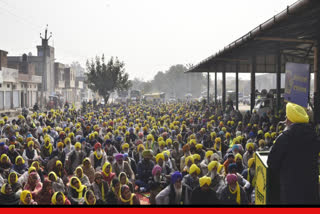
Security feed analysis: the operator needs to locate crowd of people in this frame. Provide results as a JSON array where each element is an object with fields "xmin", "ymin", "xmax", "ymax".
[{"xmin": 0, "ymin": 99, "xmax": 316, "ymax": 205}]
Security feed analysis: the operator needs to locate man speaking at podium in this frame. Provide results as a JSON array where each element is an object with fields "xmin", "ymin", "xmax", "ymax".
[{"xmin": 267, "ymin": 102, "xmax": 319, "ymax": 205}]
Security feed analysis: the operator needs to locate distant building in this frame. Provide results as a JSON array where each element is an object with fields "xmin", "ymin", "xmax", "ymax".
[
  {"xmin": 0, "ymin": 50, "xmax": 41, "ymax": 109},
  {"xmin": 7, "ymin": 37, "xmax": 55, "ymax": 106}
]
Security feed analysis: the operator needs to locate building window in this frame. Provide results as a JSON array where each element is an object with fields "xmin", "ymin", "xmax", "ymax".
[
  {"xmin": 0, "ymin": 84, "xmax": 2, "ymax": 88},
  {"xmin": 7, "ymin": 84, "xmax": 10, "ymax": 88}
]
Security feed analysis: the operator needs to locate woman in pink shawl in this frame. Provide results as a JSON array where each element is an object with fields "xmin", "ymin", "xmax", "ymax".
[{"xmin": 23, "ymin": 171, "xmax": 43, "ymax": 199}]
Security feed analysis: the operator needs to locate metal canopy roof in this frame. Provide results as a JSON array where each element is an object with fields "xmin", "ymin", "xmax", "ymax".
[{"xmin": 188, "ymin": 0, "xmax": 320, "ymax": 74}]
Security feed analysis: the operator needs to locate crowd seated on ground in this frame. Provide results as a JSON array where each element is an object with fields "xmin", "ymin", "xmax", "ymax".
[{"xmin": 0, "ymin": 100, "xmax": 291, "ymax": 205}]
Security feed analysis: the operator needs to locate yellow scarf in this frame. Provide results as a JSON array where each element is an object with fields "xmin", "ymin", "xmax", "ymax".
[
  {"xmin": 94, "ymin": 151, "xmax": 103, "ymax": 160},
  {"xmin": 70, "ymin": 177, "xmax": 87, "ymax": 199},
  {"xmin": 51, "ymin": 192, "xmax": 66, "ymax": 205},
  {"xmin": 20, "ymin": 190, "xmax": 32, "ymax": 205},
  {"xmin": 120, "ymin": 193, "xmax": 135, "ymax": 205},
  {"xmin": 214, "ymin": 142, "xmax": 221, "ymax": 151},
  {"xmin": 44, "ymin": 143, "xmax": 53, "ymax": 155},
  {"xmin": 102, "ymin": 162, "xmax": 112, "ymax": 177},
  {"xmin": 229, "ymin": 182, "xmax": 241, "ymax": 205},
  {"xmin": 8, "ymin": 172, "xmax": 18, "ymax": 185},
  {"xmin": 84, "ymin": 191, "xmax": 96, "ymax": 205}
]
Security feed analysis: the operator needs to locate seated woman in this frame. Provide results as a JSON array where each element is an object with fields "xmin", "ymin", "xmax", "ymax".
[
  {"xmin": 19, "ymin": 190, "xmax": 37, "ymax": 205},
  {"xmin": 81, "ymin": 158, "xmax": 95, "ymax": 183},
  {"xmin": 119, "ymin": 172, "xmax": 134, "ymax": 193},
  {"xmin": 0, "ymin": 183, "xmax": 20, "ymax": 205},
  {"xmin": 101, "ymin": 161, "xmax": 115, "ymax": 186},
  {"xmin": 74, "ymin": 166, "xmax": 90, "ymax": 186},
  {"xmin": 18, "ymin": 166, "xmax": 39, "ymax": 187},
  {"xmin": 118, "ymin": 184, "xmax": 140, "ymax": 205},
  {"xmin": 35, "ymin": 179, "xmax": 54, "ymax": 205},
  {"xmin": 48, "ymin": 171, "xmax": 65, "ymax": 193},
  {"xmin": 67, "ymin": 176, "xmax": 87, "ymax": 205},
  {"xmin": 106, "ymin": 178, "xmax": 120, "ymax": 205},
  {"xmin": 91, "ymin": 172, "xmax": 109, "ymax": 205},
  {"xmin": 84, "ymin": 190, "xmax": 97, "ymax": 205},
  {"xmin": 30, "ymin": 161, "xmax": 44, "ymax": 183},
  {"xmin": 52, "ymin": 160, "xmax": 69, "ymax": 185},
  {"xmin": 51, "ymin": 191, "xmax": 71, "ymax": 205},
  {"xmin": 8, "ymin": 172, "xmax": 22, "ymax": 194},
  {"xmin": 23, "ymin": 172, "xmax": 43, "ymax": 199},
  {"xmin": 0, "ymin": 154, "xmax": 13, "ymax": 178},
  {"xmin": 12, "ymin": 156, "xmax": 28, "ymax": 176}
]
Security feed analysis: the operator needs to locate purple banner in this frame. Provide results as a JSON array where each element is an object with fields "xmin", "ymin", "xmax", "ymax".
[{"xmin": 284, "ymin": 62, "xmax": 310, "ymax": 108}]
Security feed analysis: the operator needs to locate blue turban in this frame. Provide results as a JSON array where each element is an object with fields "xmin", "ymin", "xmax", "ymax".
[
  {"xmin": 171, "ymin": 171, "xmax": 182, "ymax": 184},
  {"xmin": 27, "ymin": 134, "xmax": 32, "ymax": 138},
  {"xmin": 116, "ymin": 136, "xmax": 122, "ymax": 142},
  {"xmin": 228, "ymin": 163, "xmax": 237, "ymax": 172},
  {"xmin": 219, "ymin": 131, "xmax": 224, "ymax": 136},
  {"xmin": 105, "ymin": 139, "xmax": 112, "ymax": 144},
  {"xmin": 123, "ymin": 153, "xmax": 128, "ymax": 159},
  {"xmin": 80, "ymin": 138, "xmax": 86, "ymax": 143},
  {"xmin": 232, "ymin": 144, "xmax": 239, "ymax": 152},
  {"xmin": 0, "ymin": 142, "xmax": 5, "ymax": 146},
  {"xmin": 249, "ymin": 131, "xmax": 255, "ymax": 139}
]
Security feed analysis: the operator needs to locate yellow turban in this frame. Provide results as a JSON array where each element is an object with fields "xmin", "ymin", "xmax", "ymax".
[
  {"xmin": 246, "ymin": 142, "xmax": 254, "ymax": 150},
  {"xmin": 137, "ymin": 144, "xmax": 145, "ymax": 151},
  {"xmin": 147, "ymin": 134, "xmax": 154, "ymax": 141},
  {"xmin": 205, "ymin": 150, "xmax": 213, "ymax": 159},
  {"xmin": 210, "ymin": 132, "xmax": 216, "ymax": 138},
  {"xmin": 159, "ymin": 141, "xmax": 166, "ymax": 147},
  {"xmin": 64, "ymin": 137, "xmax": 71, "ymax": 144},
  {"xmin": 27, "ymin": 141, "xmax": 34, "ymax": 147},
  {"xmin": 196, "ymin": 144, "xmax": 203, "ymax": 150},
  {"xmin": 155, "ymin": 153, "xmax": 165, "ymax": 163},
  {"xmin": 185, "ymin": 156, "xmax": 194, "ymax": 165},
  {"xmin": 75, "ymin": 142, "xmax": 81, "ymax": 149},
  {"xmin": 189, "ymin": 139, "xmax": 197, "ymax": 145},
  {"xmin": 208, "ymin": 161, "xmax": 219, "ymax": 171},
  {"xmin": 199, "ymin": 176, "xmax": 211, "ymax": 187},
  {"xmin": 122, "ymin": 143, "xmax": 129, "ymax": 150},
  {"xmin": 265, "ymin": 132, "xmax": 271, "ymax": 138},
  {"xmin": 189, "ymin": 164, "xmax": 200, "ymax": 175},
  {"xmin": 286, "ymin": 102, "xmax": 309, "ymax": 123},
  {"xmin": 193, "ymin": 154, "xmax": 201, "ymax": 161},
  {"xmin": 57, "ymin": 142, "xmax": 64, "ymax": 148},
  {"xmin": 235, "ymin": 153, "xmax": 243, "ymax": 161},
  {"xmin": 166, "ymin": 138, "xmax": 172, "ymax": 145}
]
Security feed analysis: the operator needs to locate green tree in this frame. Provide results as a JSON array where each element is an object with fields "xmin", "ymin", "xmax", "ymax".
[{"xmin": 86, "ymin": 55, "xmax": 131, "ymax": 103}]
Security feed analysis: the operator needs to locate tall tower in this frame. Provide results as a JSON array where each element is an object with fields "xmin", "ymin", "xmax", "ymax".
[{"xmin": 38, "ymin": 25, "xmax": 54, "ymax": 108}]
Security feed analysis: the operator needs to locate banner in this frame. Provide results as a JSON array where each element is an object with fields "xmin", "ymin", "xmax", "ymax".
[{"xmin": 284, "ymin": 62, "xmax": 310, "ymax": 107}]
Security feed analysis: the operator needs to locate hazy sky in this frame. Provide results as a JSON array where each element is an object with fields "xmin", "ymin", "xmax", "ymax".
[{"xmin": 0, "ymin": 0, "xmax": 297, "ymax": 81}]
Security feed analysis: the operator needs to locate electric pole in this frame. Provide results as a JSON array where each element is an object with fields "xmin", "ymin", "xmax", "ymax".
[{"xmin": 40, "ymin": 25, "xmax": 52, "ymax": 109}]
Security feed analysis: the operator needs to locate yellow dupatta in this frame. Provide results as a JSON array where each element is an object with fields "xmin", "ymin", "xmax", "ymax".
[{"xmin": 229, "ymin": 182, "xmax": 241, "ymax": 205}]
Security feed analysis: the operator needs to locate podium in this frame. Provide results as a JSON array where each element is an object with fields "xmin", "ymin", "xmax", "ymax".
[{"xmin": 255, "ymin": 151, "xmax": 270, "ymax": 205}]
